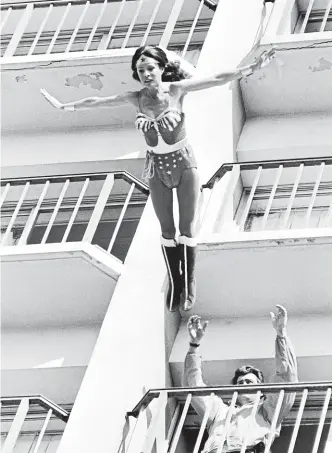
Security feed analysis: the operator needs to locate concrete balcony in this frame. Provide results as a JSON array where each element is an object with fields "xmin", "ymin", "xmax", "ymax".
[
  {"xmin": 193, "ymin": 157, "xmax": 332, "ymax": 320},
  {"xmin": 0, "ymin": 170, "xmax": 148, "ymax": 328},
  {"xmin": 236, "ymin": 0, "xmax": 332, "ymax": 159},
  {"xmin": 0, "ymin": 0, "xmax": 213, "ymax": 133},
  {"xmin": 123, "ymin": 383, "xmax": 332, "ymax": 453}
]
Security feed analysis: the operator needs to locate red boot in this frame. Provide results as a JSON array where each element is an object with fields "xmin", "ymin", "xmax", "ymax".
[
  {"xmin": 161, "ymin": 237, "xmax": 182, "ymax": 312},
  {"xmin": 179, "ymin": 235, "xmax": 197, "ymax": 311}
]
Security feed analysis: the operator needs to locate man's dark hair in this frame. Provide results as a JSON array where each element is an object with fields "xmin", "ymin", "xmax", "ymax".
[{"xmin": 231, "ymin": 365, "xmax": 264, "ymax": 385}]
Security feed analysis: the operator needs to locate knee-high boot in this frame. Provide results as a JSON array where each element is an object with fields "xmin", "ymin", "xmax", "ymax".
[
  {"xmin": 179, "ymin": 235, "xmax": 197, "ymax": 311},
  {"xmin": 161, "ymin": 237, "xmax": 182, "ymax": 312}
]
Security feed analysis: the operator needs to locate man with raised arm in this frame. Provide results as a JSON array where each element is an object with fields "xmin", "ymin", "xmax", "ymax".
[{"xmin": 183, "ymin": 305, "xmax": 298, "ymax": 453}]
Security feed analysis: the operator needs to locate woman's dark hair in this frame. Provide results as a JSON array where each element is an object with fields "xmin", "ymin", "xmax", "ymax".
[
  {"xmin": 131, "ymin": 46, "xmax": 192, "ymax": 82},
  {"xmin": 231, "ymin": 365, "xmax": 264, "ymax": 385}
]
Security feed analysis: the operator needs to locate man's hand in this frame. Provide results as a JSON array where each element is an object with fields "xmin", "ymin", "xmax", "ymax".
[
  {"xmin": 187, "ymin": 315, "xmax": 208, "ymax": 344},
  {"xmin": 270, "ymin": 305, "xmax": 287, "ymax": 336},
  {"xmin": 40, "ymin": 89, "xmax": 64, "ymax": 109}
]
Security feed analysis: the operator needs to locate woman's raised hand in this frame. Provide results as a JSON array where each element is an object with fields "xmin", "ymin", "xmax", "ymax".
[
  {"xmin": 187, "ymin": 315, "xmax": 208, "ymax": 344},
  {"xmin": 40, "ymin": 89, "xmax": 64, "ymax": 109}
]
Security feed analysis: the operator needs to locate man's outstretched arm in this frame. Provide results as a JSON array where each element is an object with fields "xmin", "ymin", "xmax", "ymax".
[
  {"xmin": 262, "ymin": 305, "xmax": 298, "ymax": 427},
  {"xmin": 183, "ymin": 316, "xmax": 224, "ymax": 422}
]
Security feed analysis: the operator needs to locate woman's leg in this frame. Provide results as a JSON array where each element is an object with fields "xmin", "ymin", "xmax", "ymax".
[
  {"xmin": 176, "ymin": 168, "xmax": 201, "ymax": 238},
  {"xmin": 149, "ymin": 174, "xmax": 176, "ymax": 240},
  {"xmin": 177, "ymin": 168, "xmax": 201, "ymax": 311},
  {"xmin": 149, "ymin": 175, "xmax": 181, "ymax": 311}
]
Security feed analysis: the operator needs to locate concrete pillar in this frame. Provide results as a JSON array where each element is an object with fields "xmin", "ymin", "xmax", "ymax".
[{"xmin": 57, "ymin": 199, "xmax": 180, "ymax": 453}]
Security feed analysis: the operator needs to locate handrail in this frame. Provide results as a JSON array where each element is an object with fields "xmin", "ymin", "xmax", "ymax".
[
  {"xmin": 0, "ymin": 170, "xmax": 149, "ymax": 257},
  {"xmin": 0, "ymin": 0, "xmax": 215, "ymax": 60},
  {"xmin": 1, "ymin": 394, "xmax": 69, "ymax": 422},
  {"xmin": 199, "ymin": 0, "xmax": 217, "ymax": 12},
  {"xmin": 128, "ymin": 381, "xmax": 332, "ymax": 417},
  {"xmin": 1, "ymin": 170, "xmax": 149, "ymax": 195},
  {"xmin": 203, "ymin": 156, "xmax": 332, "ymax": 189}
]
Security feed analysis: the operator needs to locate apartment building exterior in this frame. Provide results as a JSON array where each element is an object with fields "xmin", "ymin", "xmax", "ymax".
[{"xmin": 1, "ymin": 0, "xmax": 332, "ymax": 451}]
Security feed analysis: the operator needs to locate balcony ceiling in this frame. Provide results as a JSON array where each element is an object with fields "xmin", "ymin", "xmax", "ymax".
[
  {"xmin": 191, "ymin": 232, "xmax": 332, "ymax": 319},
  {"xmin": 1, "ymin": 242, "xmax": 122, "ymax": 328},
  {"xmin": 241, "ymin": 45, "xmax": 332, "ymax": 117},
  {"xmin": 1, "ymin": 54, "xmax": 139, "ymax": 133}
]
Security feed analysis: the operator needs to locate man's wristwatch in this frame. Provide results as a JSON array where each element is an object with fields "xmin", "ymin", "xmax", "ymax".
[{"xmin": 190, "ymin": 342, "xmax": 200, "ymax": 348}]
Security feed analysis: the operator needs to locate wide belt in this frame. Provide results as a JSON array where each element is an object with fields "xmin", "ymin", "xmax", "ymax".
[
  {"xmin": 230, "ymin": 442, "xmax": 266, "ymax": 453},
  {"xmin": 147, "ymin": 137, "xmax": 189, "ymax": 154}
]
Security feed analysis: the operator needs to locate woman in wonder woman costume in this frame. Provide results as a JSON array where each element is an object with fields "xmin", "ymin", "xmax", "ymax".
[{"xmin": 41, "ymin": 46, "xmax": 274, "ymax": 312}]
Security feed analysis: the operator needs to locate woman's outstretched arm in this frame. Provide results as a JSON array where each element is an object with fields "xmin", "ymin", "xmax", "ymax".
[
  {"xmin": 171, "ymin": 48, "xmax": 275, "ymax": 94},
  {"xmin": 40, "ymin": 89, "xmax": 139, "ymax": 111}
]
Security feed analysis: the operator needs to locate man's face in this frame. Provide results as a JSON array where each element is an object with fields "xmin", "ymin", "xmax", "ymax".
[{"xmin": 236, "ymin": 372, "xmax": 261, "ymax": 406}]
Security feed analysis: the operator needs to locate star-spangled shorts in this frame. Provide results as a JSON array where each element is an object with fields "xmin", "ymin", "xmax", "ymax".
[{"xmin": 143, "ymin": 145, "xmax": 198, "ymax": 189}]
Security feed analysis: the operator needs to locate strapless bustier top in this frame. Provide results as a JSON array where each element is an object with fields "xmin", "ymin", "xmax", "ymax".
[{"xmin": 135, "ymin": 107, "xmax": 183, "ymax": 133}]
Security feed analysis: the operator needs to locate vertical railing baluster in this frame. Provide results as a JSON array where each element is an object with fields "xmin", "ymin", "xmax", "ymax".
[
  {"xmin": 300, "ymin": 0, "xmax": 315, "ymax": 33},
  {"xmin": 239, "ymin": 391, "xmax": 262, "ymax": 453},
  {"xmin": 19, "ymin": 181, "xmax": 50, "ymax": 246},
  {"xmin": 193, "ymin": 393, "xmax": 216, "ymax": 453},
  {"xmin": 2, "ymin": 398, "xmax": 29, "ymax": 453},
  {"xmin": 323, "ymin": 197, "xmax": 332, "ymax": 228},
  {"xmin": 181, "ymin": 0, "xmax": 204, "ymax": 58},
  {"xmin": 1, "ymin": 182, "xmax": 30, "ymax": 246},
  {"xmin": 287, "ymin": 389, "xmax": 308, "ymax": 453},
  {"xmin": 142, "ymin": 391, "xmax": 168, "ymax": 453},
  {"xmin": 216, "ymin": 392, "xmax": 238, "ymax": 453},
  {"xmin": 281, "ymin": 163, "xmax": 303, "ymax": 229},
  {"xmin": 46, "ymin": 3, "xmax": 71, "ymax": 54},
  {"xmin": 166, "ymin": 403, "xmax": 181, "ymax": 447},
  {"xmin": 239, "ymin": 166, "xmax": 262, "ymax": 232},
  {"xmin": 213, "ymin": 165, "xmax": 241, "ymax": 233},
  {"xmin": 121, "ymin": 0, "xmax": 144, "ymax": 49},
  {"xmin": 0, "ymin": 7, "xmax": 12, "ymax": 34},
  {"xmin": 263, "ymin": 390, "xmax": 285, "ymax": 453},
  {"xmin": 31, "ymin": 409, "xmax": 53, "ymax": 453},
  {"xmin": 107, "ymin": 182, "xmax": 135, "ymax": 253},
  {"xmin": 125, "ymin": 406, "xmax": 146, "ymax": 453},
  {"xmin": 99, "ymin": 0, "xmax": 126, "ymax": 51},
  {"xmin": 141, "ymin": 0, "xmax": 163, "ymax": 46},
  {"xmin": 65, "ymin": 1, "xmax": 90, "ymax": 53},
  {"xmin": 0, "ymin": 183, "xmax": 11, "ymax": 209},
  {"xmin": 304, "ymin": 162, "xmax": 325, "ymax": 228},
  {"xmin": 83, "ymin": 174, "xmax": 115, "ymax": 244},
  {"xmin": 169, "ymin": 393, "xmax": 192, "ymax": 453},
  {"xmin": 320, "ymin": 0, "xmax": 332, "ymax": 31},
  {"xmin": 159, "ymin": 0, "xmax": 185, "ymax": 48},
  {"xmin": 4, "ymin": 3, "xmax": 34, "ymax": 57},
  {"xmin": 84, "ymin": 0, "xmax": 108, "ymax": 51},
  {"xmin": 41, "ymin": 179, "xmax": 70, "ymax": 244},
  {"xmin": 62, "ymin": 178, "xmax": 89, "ymax": 243},
  {"xmin": 260, "ymin": 165, "xmax": 283, "ymax": 231},
  {"xmin": 311, "ymin": 388, "xmax": 332, "ymax": 453},
  {"xmin": 28, "ymin": 5, "xmax": 54, "ymax": 55}
]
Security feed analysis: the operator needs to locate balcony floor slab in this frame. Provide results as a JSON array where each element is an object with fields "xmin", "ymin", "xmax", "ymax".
[
  {"xmin": 190, "ymin": 229, "xmax": 332, "ymax": 319},
  {"xmin": 1, "ymin": 242, "xmax": 122, "ymax": 328}
]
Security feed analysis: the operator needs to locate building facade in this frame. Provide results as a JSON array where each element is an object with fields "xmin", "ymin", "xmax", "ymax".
[{"xmin": 1, "ymin": 0, "xmax": 332, "ymax": 451}]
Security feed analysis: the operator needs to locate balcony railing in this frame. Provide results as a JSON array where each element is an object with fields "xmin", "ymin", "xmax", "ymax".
[
  {"xmin": 199, "ymin": 157, "xmax": 332, "ymax": 237},
  {"xmin": 1, "ymin": 395, "xmax": 69, "ymax": 453},
  {"xmin": 264, "ymin": 0, "xmax": 332, "ymax": 38},
  {"xmin": 124, "ymin": 382, "xmax": 332, "ymax": 453},
  {"xmin": 0, "ymin": 170, "xmax": 149, "ymax": 263},
  {"xmin": 0, "ymin": 0, "xmax": 215, "ymax": 60}
]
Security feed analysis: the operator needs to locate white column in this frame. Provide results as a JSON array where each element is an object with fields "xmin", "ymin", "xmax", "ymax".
[
  {"xmin": 185, "ymin": 0, "xmax": 264, "ymax": 181},
  {"xmin": 57, "ymin": 199, "xmax": 180, "ymax": 453}
]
